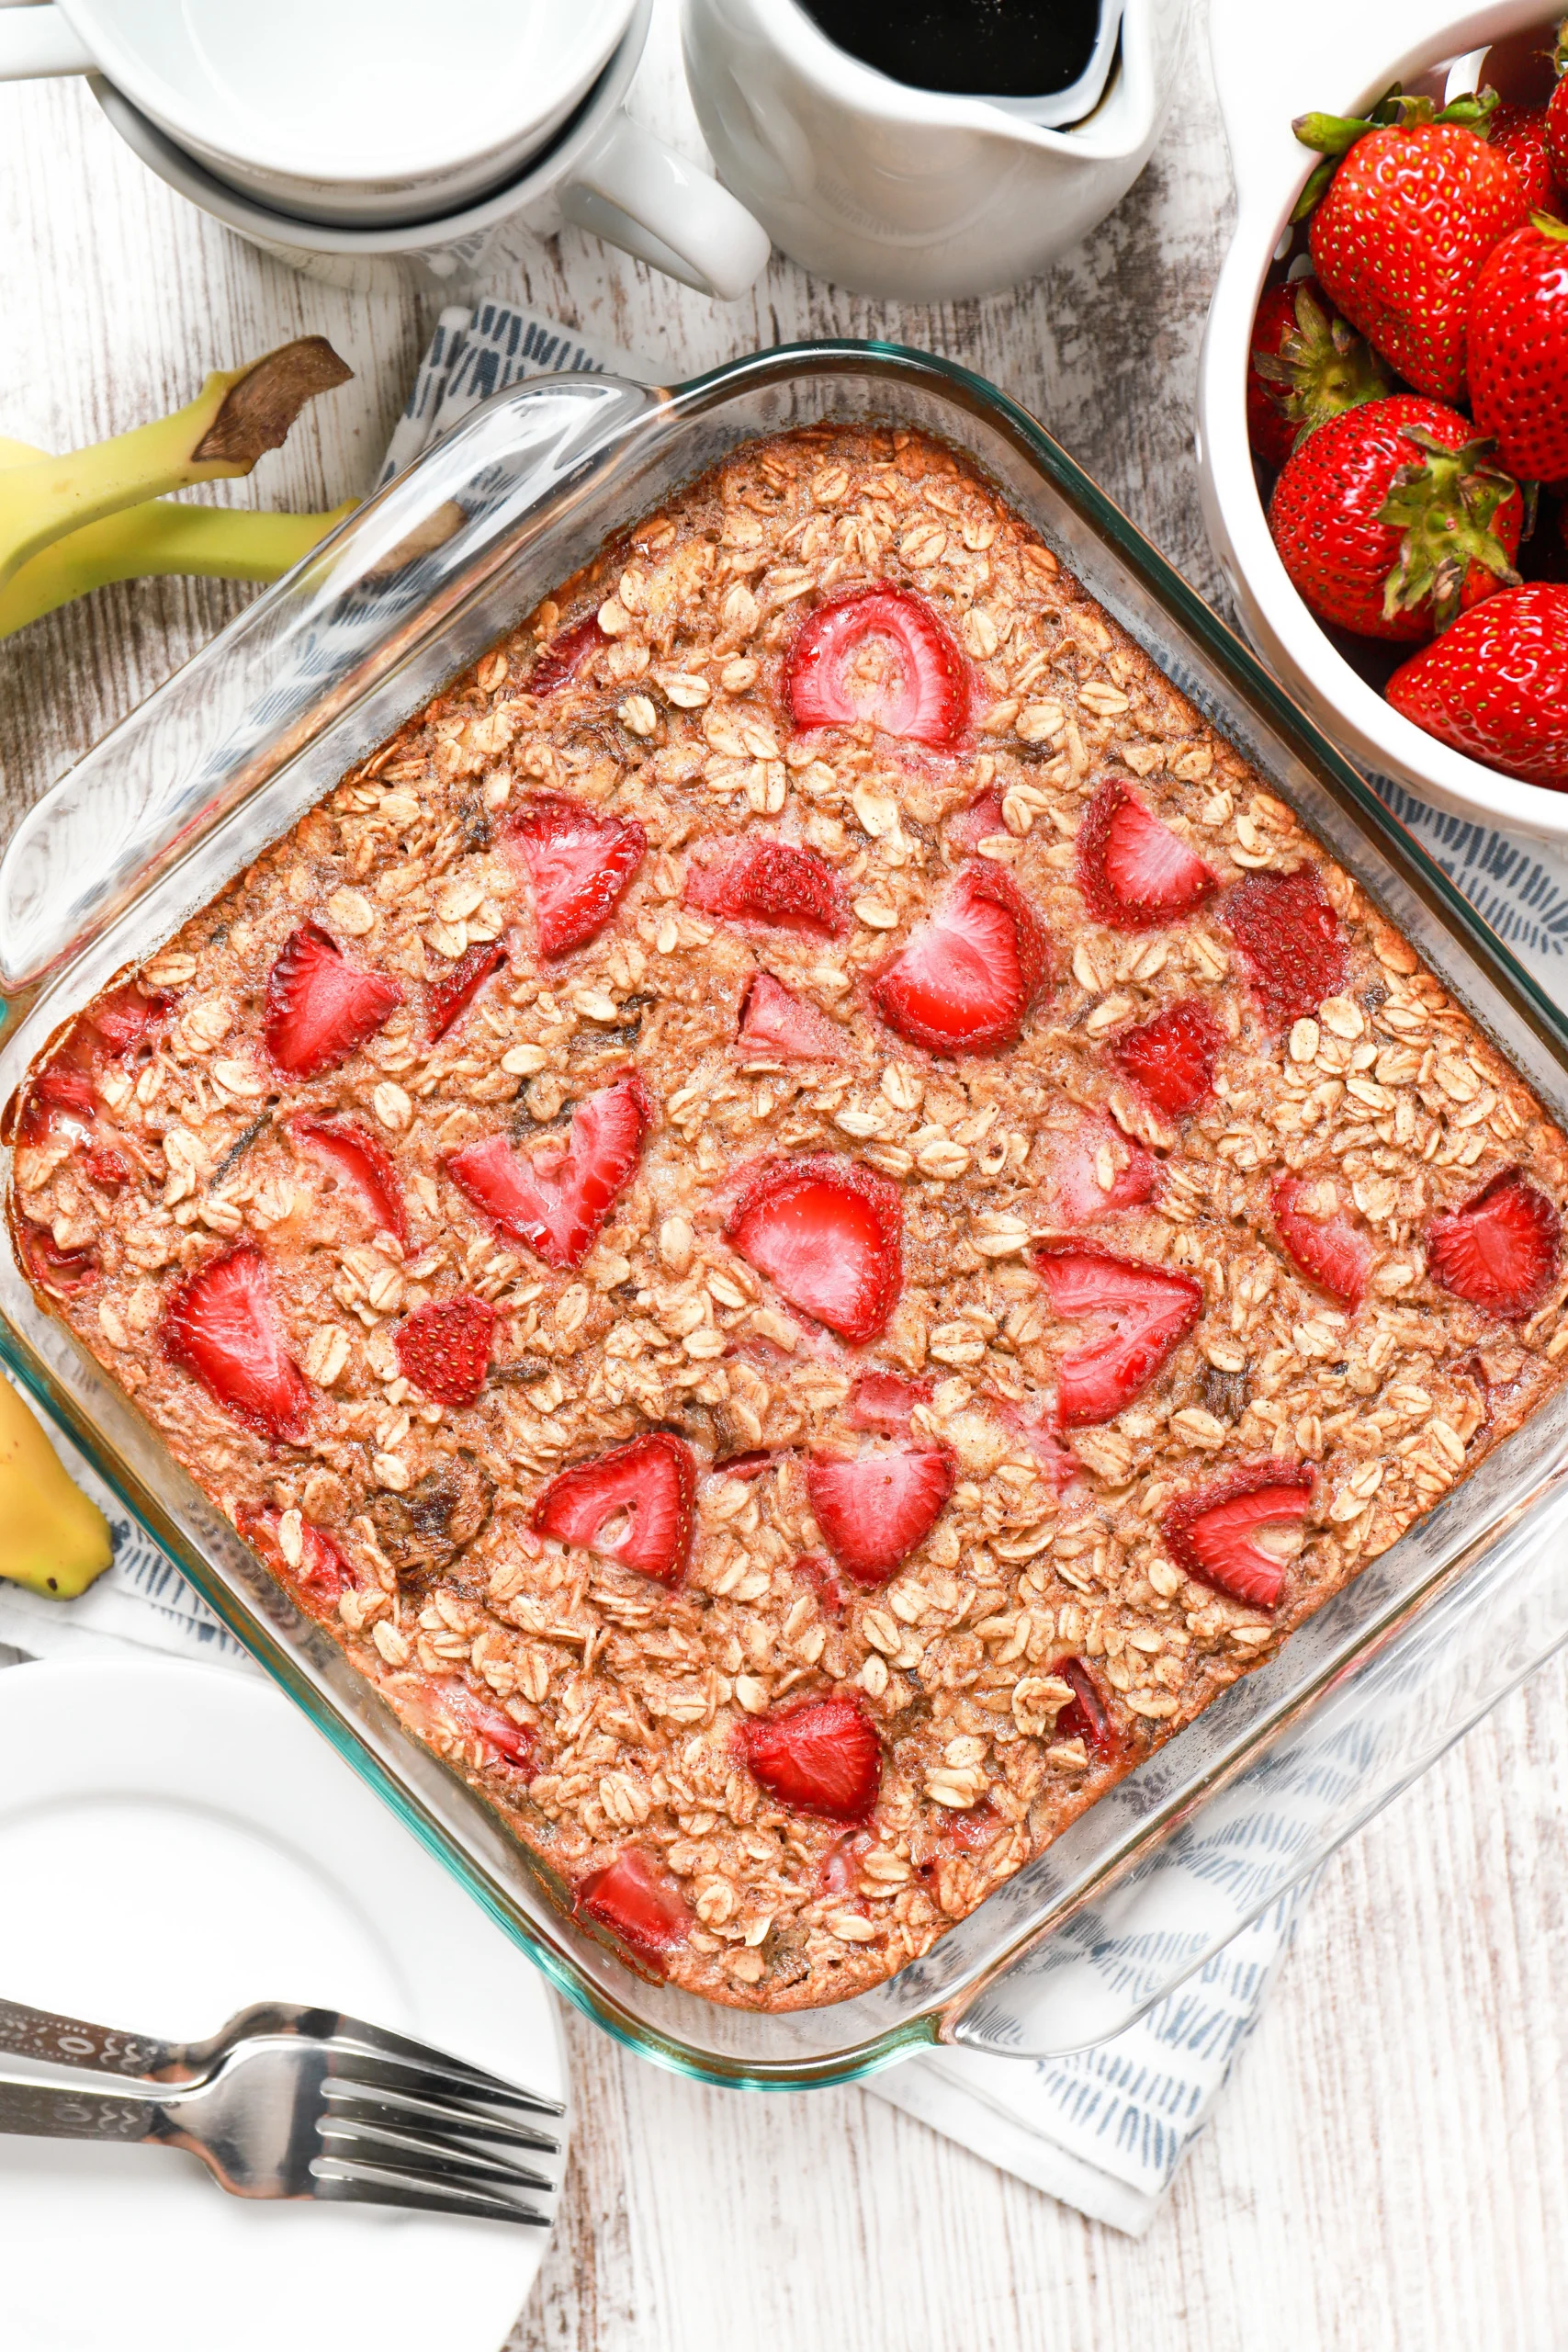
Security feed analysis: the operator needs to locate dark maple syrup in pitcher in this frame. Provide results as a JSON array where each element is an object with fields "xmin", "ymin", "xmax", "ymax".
[{"xmin": 797, "ymin": 0, "xmax": 1105, "ymax": 99}]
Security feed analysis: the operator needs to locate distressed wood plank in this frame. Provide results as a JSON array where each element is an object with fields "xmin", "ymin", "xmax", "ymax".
[{"xmin": 3, "ymin": 6, "xmax": 1565, "ymax": 2348}]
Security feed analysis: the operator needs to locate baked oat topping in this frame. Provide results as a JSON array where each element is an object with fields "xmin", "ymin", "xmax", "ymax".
[{"xmin": 9, "ymin": 422, "xmax": 1568, "ymax": 2010}]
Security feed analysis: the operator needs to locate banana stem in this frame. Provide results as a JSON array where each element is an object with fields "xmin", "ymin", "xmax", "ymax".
[
  {"xmin": 0, "ymin": 496, "xmax": 360, "ymax": 639},
  {"xmin": 0, "ymin": 336, "xmax": 351, "ymax": 594}
]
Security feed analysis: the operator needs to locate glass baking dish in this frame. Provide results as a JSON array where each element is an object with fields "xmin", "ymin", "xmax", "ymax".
[{"xmin": 5, "ymin": 343, "xmax": 1568, "ymax": 2091}]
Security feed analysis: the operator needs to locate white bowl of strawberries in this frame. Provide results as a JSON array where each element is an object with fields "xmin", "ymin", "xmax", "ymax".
[{"xmin": 1199, "ymin": 0, "xmax": 1568, "ymax": 844}]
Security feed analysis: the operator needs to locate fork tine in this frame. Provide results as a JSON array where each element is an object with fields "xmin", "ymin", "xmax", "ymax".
[
  {"xmin": 316, "ymin": 2047, "xmax": 564, "ymax": 2135},
  {"xmin": 319, "ymin": 2016, "xmax": 564, "ymax": 2116},
  {"xmin": 311, "ymin": 2159, "xmax": 550, "ymax": 2226},
  {"xmin": 318, "ymin": 2112, "xmax": 556, "ymax": 2194},
  {"xmin": 322, "ymin": 2073, "xmax": 561, "ymax": 2154}
]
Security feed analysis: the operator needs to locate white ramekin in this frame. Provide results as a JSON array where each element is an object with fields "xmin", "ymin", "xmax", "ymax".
[{"xmin": 1197, "ymin": 0, "xmax": 1568, "ymax": 846}]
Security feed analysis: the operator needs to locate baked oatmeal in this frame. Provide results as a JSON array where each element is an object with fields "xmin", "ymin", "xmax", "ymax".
[{"xmin": 8, "ymin": 424, "xmax": 1568, "ymax": 2011}]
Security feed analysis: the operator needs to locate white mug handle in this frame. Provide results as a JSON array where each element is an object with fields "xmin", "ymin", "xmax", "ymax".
[
  {"xmin": 560, "ymin": 107, "xmax": 771, "ymax": 300},
  {"xmin": 0, "ymin": 3, "xmax": 96, "ymax": 79}
]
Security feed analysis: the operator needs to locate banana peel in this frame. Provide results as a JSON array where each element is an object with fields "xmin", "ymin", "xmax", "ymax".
[
  {"xmin": 0, "ymin": 1376, "xmax": 113, "ymax": 1600},
  {"xmin": 0, "ymin": 335, "xmax": 355, "ymax": 618}
]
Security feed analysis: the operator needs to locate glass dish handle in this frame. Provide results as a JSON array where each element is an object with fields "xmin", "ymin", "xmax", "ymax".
[
  {"xmin": 947, "ymin": 1470, "xmax": 1568, "ymax": 2060},
  {"xmin": 0, "ymin": 371, "xmax": 667, "ymax": 1001}
]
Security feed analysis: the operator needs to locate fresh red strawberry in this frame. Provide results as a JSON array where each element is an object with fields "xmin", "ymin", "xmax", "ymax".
[
  {"xmin": 264, "ymin": 922, "xmax": 403, "ymax": 1080},
  {"xmin": 948, "ymin": 790, "xmax": 1007, "ymax": 853},
  {"xmin": 1111, "ymin": 1001, "xmax": 1223, "ymax": 1118},
  {"xmin": 736, "ymin": 971, "xmax": 842, "ymax": 1061},
  {"xmin": 871, "ymin": 861, "xmax": 1050, "ymax": 1055},
  {"xmin": 161, "ymin": 1245, "xmax": 311, "ymax": 1443},
  {"xmin": 806, "ymin": 1447, "xmax": 954, "ymax": 1586},
  {"xmin": 1040, "ymin": 1114, "xmax": 1158, "ymax": 1227},
  {"xmin": 793, "ymin": 1550, "xmax": 844, "ymax": 1617},
  {"xmin": 1385, "ymin": 582, "xmax": 1568, "ymax": 787},
  {"xmin": 73, "ymin": 983, "xmax": 175, "ymax": 1064},
  {"xmin": 744, "ymin": 1694, "xmax": 882, "ymax": 1822},
  {"xmin": 1296, "ymin": 96, "xmax": 1530, "ymax": 400},
  {"xmin": 426, "ymin": 940, "xmax": 508, "ymax": 1041},
  {"xmin": 683, "ymin": 837, "xmax": 850, "ymax": 937},
  {"xmin": 785, "ymin": 587, "xmax": 970, "ymax": 747},
  {"xmin": 1271, "ymin": 1174, "xmax": 1372, "ymax": 1307},
  {"xmin": 1247, "ymin": 274, "xmax": 1393, "ymax": 470},
  {"xmin": 1220, "ymin": 868, "xmax": 1348, "ymax": 1033},
  {"xmin": 1548, "ymin": 55, "xmax": 1568, "ymax": 193},
  {"xmin": 848, "ymin": 1370, "xmax": 932, "ymax": 1433},
  {"xmin": 394, "ymin": 1294, "xmax": 496, "ymax": 1408},
  {"xmin": 1468, "ymin": 217, "xmax": 1568, "ymax": 482},
  {"xmin": 1052, "ymin": 1657, "xmax": 1122, "ymax": 1760},
  {"xmin": 238, "ymin": 1502, "xmax": 356, "ymax": 1602},
  {"xmin": 1033, "ymin": 1246, "xmax": 1202, "ymax": 1428},
  {"xmin": 291, "ymin": 1114, "xmax": 410, "ymax": 1250},
  {"xmin": 528, "ymin": 613, "xmax": 606, "ymax": 695},
  {"xmin": 1164, "ymin": 1461, "xmax": 1315, "ymax": 1607},
  {"xmin": 1268, "ymin": 396, "xmax": 1522, "ymax": 640},
  {"xmin": 726, "ymin": 1155, "xmax": 902, "ymax": 1344},
  {"xmin": 508, "ymin": 795, "xmax": 646, "ymax": 958},
  {"xmin": 1488, "ymin": 102, "xmax": 1563, "ymax": 216},
  {"xmin": 532, "ymin": 1431, "xmax": 696, "ymax": 1583},
  {"xmin": 1077, "ymin": 781, "xmax": 1216, "ymax": 930},
  {"xmin": 576, "ymin": 1849, "xmax": 691, "ymax": 1965},
  {"xmin": 447, "ymin": 1069, "xmax": 650, "ymax": 1272},
  {"xmin": 1427, "ymin": 1165, "xmax": 1562, "ymax": 1319},
  {"xmin": 14, "ymin": 1217, "xmax": 97, "ymax": 1296}
]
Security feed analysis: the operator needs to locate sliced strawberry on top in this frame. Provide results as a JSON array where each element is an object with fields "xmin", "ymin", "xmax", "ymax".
[
  {"xmin": 161, "ymin": 1244, "xmax": 311, "ymax": 1444},
  {"xmin": 1077, "ymin": 780, "xmax": 1217, "ymax": 930},
  {"xmin": 806, "ymin": 1447, "xmax": 954, "ymax": 1587},
  {"xmin": 16, "ymin": 1066, "xmax": 98, "ymax": 1147},
  {"xmin": 238, "ymin": 1502, "xmax": 356, "ymax": 1603},
  {"xmin": 736, "ymin": 971, "xmax": 843, "ymax": 1061},
  {"xmin": 76, "ymin": 982, "xmax": 175, "ymax": 1064},
  {"xmin": 848, "ymin": 1370, "xmax": 933, "ymax": 1434},
  {"xmin": 508, "ymin": 794, "xmax": 646, "ymax": 958},
  {"xmin": 726, "ymin": 1155, "xmax": 902, "ymax": 1344},
  {"xmin": 447, "ymin": 1069, "xmax": 650, "ymax": 1272},
  {"xmin": 426, "ymin": 939, "xmax": 508, "ymax": 1041},
  {"xmin": 1162, "ymin": 1460, "xmax": 1315, "ymax": 1609},
  {"xmin": 1111, "ymin": 1000, "xmax": 1223, "ymax": 1118},
  {"xmin": 1052, "ymin": 1657, "xmax": 1122, "ymax": 1761},
  {"xmin": 683, "ymin": 838, "xmax": 850, "ymax": 937},
  {"xmin": 528, "ymin": 613, "xmax": 607, "ymax": 695},
  {"xmin": 1220, "ymin": 868, "xmax": 1348, "ymax": 1034},
  {"xmin": 948, "ymin": 790, "xmax": 1007, "ymax": 853},
  {"xmin": 576, "ymin": 1849, "xmax": 691, "ymax": 1968},
  {"xmin": 998, "ymin": 1397, "xmax": 1082, "ymax": 1497},
  {"xmin": 454, "ymin": 1687, "xmax": 536, "ymax": 1772},
  {"xmin": 394, "ymin": 1294, "xmax": 496, "ymax": 1408},
  {"xmin": 784, "ymin": 586, "xmax": 970, "ymax": 748},
  {"xmin": 1272, "ymin": 1175, "xmax": 1371, "ymax": 1309},
  {"xmin": 1427, "ymin": 1167, "xmax": 1562, "ymax": 1321},
  {"xmin": 532, "ymin": 1431, "xmax": 696, "ymax": 1584},
  {"xmin": 1034, "ymin": 1245, "xmax": 1202, "ymax": 1429},
  {"xmin": 291, "ymin": 1113, "xmax": 410, "ymax": 1250},
  {"xmin": 15, "ymin": 1217, "xmax": 98, "ymax": 1296},
  {"xmin": 744, "ymin": 1694, "xmax": 882, "ymax": 1823},
  {"xmin": 1040, "ymin": 1114, "xmax": 1159, "ymax": 1228},
  {"xmin": 871, "ymin": 861, "xmax": 1050, "ymax": 1056},
  {"xmin": 264, "ymin": 922, "xmax": 404, "ymax": 1080}
]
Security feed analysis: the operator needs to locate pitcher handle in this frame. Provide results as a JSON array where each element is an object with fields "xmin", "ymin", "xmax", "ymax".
[
  {"xmin": 0, "ymin": 4, "xmax": 95, "ymax": 80},
  {"xmin": 560, "ymin": 107, "xmax": 771, "ymax": 300}
]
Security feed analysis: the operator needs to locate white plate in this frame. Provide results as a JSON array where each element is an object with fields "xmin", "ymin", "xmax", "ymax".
[{"xmin": 0, "ymin": 1657, "xmax": 568, "ymax": 2352}]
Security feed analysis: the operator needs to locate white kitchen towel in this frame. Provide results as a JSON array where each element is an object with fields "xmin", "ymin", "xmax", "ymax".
[{"xmin": 2, "ymin": 303, "xmax": 1561, "ymax": 2237}]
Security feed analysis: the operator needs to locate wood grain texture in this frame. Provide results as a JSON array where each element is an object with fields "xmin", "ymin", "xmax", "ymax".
[{"xmin": 4, "ymin": 6, "xmax": 1566, "ymax": 2346}]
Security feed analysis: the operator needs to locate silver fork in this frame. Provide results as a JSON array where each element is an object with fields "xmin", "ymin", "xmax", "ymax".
[
  {"xmin": 0, "ymin": 1994, "xmax": 562, "ymax": 2114},
  {"xmin": 0, "ymin": 2036, "xmax": 561, "ymax": 2223}
]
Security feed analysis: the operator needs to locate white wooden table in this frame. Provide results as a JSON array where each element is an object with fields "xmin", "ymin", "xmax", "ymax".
[{"xmin": 4, "ymin": 6, "xmax": 1566, "ymax": 2345}]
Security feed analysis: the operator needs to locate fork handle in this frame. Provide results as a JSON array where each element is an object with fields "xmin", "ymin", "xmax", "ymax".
[
  {"xmin": 0, "ymin": 1997, "xmax": 173, "ymax": 2077},
  {"xmin": 0, "ymin": 2071, "xmax": 158, "ymax": 2143}
]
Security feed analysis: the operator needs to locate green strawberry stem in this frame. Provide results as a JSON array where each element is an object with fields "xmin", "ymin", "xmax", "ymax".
[
  {"xmin": 1291, "ymin": 86, "xmax": 1500, "ymax": 224},
  {"xmin": 1375, "ymin": 425, "xmax": 1521, "ymax": 632},
  {"xmin": 1254, "ymin": 283, "xmax": 1393, "ymax": 451}
]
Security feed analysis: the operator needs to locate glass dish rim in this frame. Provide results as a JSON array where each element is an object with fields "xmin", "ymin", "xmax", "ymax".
[{"xmin": 5, "ymin": 335, "xmax": 1568, "ymax": 2092}]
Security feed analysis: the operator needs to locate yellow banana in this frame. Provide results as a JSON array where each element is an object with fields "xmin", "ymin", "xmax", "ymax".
[
  {"xmin": 0, "ymin": 1376, "xmax": 113, "ymax": 1600},
  {"xmin": 0, "ymin": 336, "xmax": 352, "ymax": 597}
]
